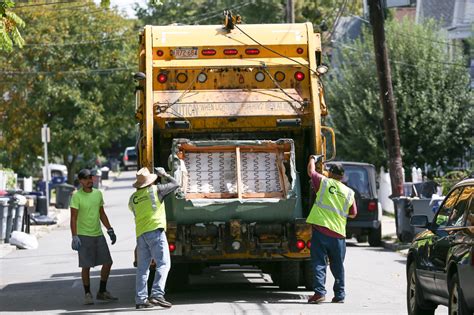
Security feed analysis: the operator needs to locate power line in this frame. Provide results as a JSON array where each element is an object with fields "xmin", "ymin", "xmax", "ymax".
[
  {"xmin": 24, "ymin": 34, "xmax": 136, "ymax": 47},
  {"xmin": 0, "ymin": 67, "xmax": 132, "ymax": 75},
  {"xmin": 12, "ymin": 0, "xmax": 83, "ymax": 8}
]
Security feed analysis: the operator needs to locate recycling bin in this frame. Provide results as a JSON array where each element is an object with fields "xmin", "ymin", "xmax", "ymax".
[
  {"xmin": 392, "ymin": 197, "xmax": 415, "ymax": 243},
  {"xmin": 13, "ymin": 195, "xmax": 27, "ymax": 232},
  {"xmin": 101, "ymin": 167, "xmax": 110, "ymax": 180},
  {"xmin": 37, "ymin": 195, "xmax": 48, "ymax": 216},
  {"xmin": 0, "ymin": 197, "xmax": 9, "ymax": 243},
  {"xmin": 55, "ymin": 183, "xmax": 75, "ymax": 209},
  {"xmin": 5, "ymin": 198, "xmax": 17, "ymax": 243}
]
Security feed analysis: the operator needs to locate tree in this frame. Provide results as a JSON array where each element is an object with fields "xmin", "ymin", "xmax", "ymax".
[
  {"xmin": 0, "ymin": 2, "xmax": 136, "ymax": 180},
  {"xmin": 0, "ymin": 0, "xmax": 25, "ymax": 52},
  {"xmin": 326, "ymin": 18, "xmax": 472, "ymax": 174}
]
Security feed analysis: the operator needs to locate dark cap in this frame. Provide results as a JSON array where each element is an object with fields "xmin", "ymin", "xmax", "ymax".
[
  {"xmin": 78, "ymin": 169, "xmax": 92, "ymax": 179},
  {"xmin": 328, "ymin": 163, "xmax": 344, "ymax": 176}
]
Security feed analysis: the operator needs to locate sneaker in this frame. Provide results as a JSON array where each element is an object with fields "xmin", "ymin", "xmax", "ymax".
[
  {"xmin": 136, "ymin": 301, "xmax": 154, "ymax": 309},
  {"xmin": 96, "ymin": 291, "xmax": 118, "ymax": 301},
  {"xmin": 308, "ymin": 293, "xmax": 326, "ymax": 304},
  {"xmin": 149, "ymin": 296, "xmax": 172, "ymax": 308},
  {"xmin": 84, "ymin": 292, "xmax": 94, "ymax": 305},
  {"xmin": 332, "ymin": 297, "xmax": 345, "ymax": 303}
]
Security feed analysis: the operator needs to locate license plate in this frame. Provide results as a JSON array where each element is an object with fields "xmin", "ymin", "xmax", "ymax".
[{"xmin": 172, "ymin": 47, "xmax": 198, "ymax": 59}]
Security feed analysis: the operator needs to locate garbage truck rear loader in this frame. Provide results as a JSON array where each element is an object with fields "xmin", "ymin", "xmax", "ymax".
[{"xmin": 135, "ymin": 20, "xmax": 335, "ymax": 290}]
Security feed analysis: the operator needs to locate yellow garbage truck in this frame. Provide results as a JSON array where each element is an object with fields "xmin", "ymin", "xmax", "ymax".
[{"xmin": 135, "ymin": 19, "xmax": 334, "ymax": 290}]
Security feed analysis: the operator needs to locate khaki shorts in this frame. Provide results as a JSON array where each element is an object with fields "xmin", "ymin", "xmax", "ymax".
[{"xmin": 78, "ymin": 235, "xmax": 113, "ymax": 268}]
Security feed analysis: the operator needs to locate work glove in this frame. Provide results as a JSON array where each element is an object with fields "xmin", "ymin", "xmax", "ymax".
[
  {"xmin": 71, "ymin": 235, "xmax": 81, "ymax": 251},
  {"xmin": 310, "ymin": 155, "xmax": 323, "ymax": 163},
  {"xmin": 107, "ymin": 228, "xmax": 117, "ymax": 245},
  {"xmin": 155, "ymin": 167, "xmax": 168, "ymax": 177}
]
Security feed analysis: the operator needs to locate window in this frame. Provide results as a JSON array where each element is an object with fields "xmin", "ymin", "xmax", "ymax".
[
  {"xmin": 343, "ymin": 166, "xmax": 370, "ymax": 196},
  {"xmin": 435, "ymin": 187, "xmax": 463, "ymax": 227}
]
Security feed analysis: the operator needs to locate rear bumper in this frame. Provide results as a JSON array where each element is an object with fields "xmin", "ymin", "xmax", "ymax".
[{"xmin": 347, "ymin": 220, "xmax": 381, "ymax": 229}]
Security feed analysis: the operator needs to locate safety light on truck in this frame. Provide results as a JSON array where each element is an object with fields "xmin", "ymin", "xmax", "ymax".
[
  {"xmin": 296, "ymin": 240, "xmax": 306, "ymax": 250},
  {"xmin": 202, "ymin": 49, "xmax": 216, "ymax": 56},
  {"xmin": 274, "ymin": 71, "xmax": 285, "ymax": 82},
  {"xmin": 224, "ymin": 48, "xmax": 238, "ymax": 55},
  {"xmin": 294, "ymin": 71, "xmax": 305, "ymax": 81},
  {"xmin": 245, "ymin": 48, "xmax": 260, "ymax": 55},
  {"xmin": 197, "ymin": 72, "xmax": 207, "ymax": 83},
  {"xmin": 306, "ymin": 240, "xmax": 311, "ymax": 249},
  {"xmin": 255, "ymin": 71, "xmax": 265, "ymax": 82},
  {"xmin": 368, "ymin": 201, "xmax": 377, "ymax": 212},
  {"xmin": 157, "ymin": 50, "xmax": 164, "ymax": 57},
  {"xmin": 296, "ymin": 47, "xmax": 304, "ymax": 54},
  {"xmin": 169, "ymin": 243, "xmax": 176, "ymax": 252},
  {"xmin": 157, "ymin": 73, "xmax": 168, "ymax": 83},
  {"xmin": 176, "ymin": 73, "xmax": 188, "ymax": 83}
]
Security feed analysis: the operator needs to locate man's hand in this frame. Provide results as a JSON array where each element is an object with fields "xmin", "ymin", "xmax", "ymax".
[
  {"xmin": 310, "ymin": 155, "xmax": 323, "ymax": 163},
  {"xmin": 107, "ymin": 228, "xmax": 117, "ymax": 245},
  {"xmin": 155, "ymin": 167, "xmax": 168, "ymax": 177},
  {"xmin": 71, "ymin": 235, "xmax": 81, "ymax": 251}
]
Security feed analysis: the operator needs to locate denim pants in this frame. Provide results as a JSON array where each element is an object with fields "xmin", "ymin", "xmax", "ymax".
[
  {"xmin": 310, "ymin": 229, "xmax": 346, "ymax": 299},
  {"xmin": 136, "ymin": 228, "xmax": 171, "ymax": 304}
]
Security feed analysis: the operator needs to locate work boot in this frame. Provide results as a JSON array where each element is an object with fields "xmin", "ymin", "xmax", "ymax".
[
  {"xmin": 331, "ymin": 297, "xmax": 345, "ymax": 303},
  {"xmin": 84, "ymin": 292, "xmax": 94, "ymax": 305},
  {"xmin": 149, "ymin": 296, "xmax": 172, "ymax": 308},
  {"xmin": 96, "ymin": 291, "xmax": 118, "ymax": 301},
  {"xmin": 308, "ymin": 293, "xmax": 325, "ymax": 304},
  {"xmin": 136, "ymin": 301, "xmax": 154, "ymax": 309}
]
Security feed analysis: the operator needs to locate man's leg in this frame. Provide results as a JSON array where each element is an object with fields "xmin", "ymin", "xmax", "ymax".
[
  {"xmin": 328, "ymin": 237, "xmax": 346, "ymax": 301},
  {"xmin": 99, "ymin": 263, "xmax": 112, "ymax": 292},
  {"xmin": 136, "ymin": 233, "xmax": 152, "ymax": 306},
  {"xmin": 94, "ymin": 235, "xmax": 116, "ymax": 300},
  {"xmin": 81, "ymin": 267, "xmax": 91, "ymax": 294},
  {"xmin": 310, "ymin": 230, "xmax": 328, "ymax": 298},
  {"xmin": 149, "ymin": 229, "xmax": 172, "ymax": 307}
]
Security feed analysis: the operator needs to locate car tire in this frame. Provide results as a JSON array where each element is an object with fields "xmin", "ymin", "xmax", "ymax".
[
  {"xmin": 449, "ymin": 273, "xmax": 471, "ymax": 315},
  {"xmin": 369, "ymin": 226, "xmax": 382, "ymax": 247},
  {"xmin": 407, "ymin": 262, "xmax": 436, "ymax": 315}
]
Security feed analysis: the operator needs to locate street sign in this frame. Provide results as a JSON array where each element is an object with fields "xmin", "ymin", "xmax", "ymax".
[{"xmin": 41, "ymin": 126, "xmax": 50, "ymax": 143}]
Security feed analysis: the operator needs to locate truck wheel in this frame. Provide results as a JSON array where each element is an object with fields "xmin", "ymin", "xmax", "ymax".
[
  {"xmin": 278, "ymin": 261, "xmax": 300, "ymax": 290},
  {"xmin": 449, "ymin": 273, "xmax": 471, "ymax": 315},
  {"xmin": 301, "ymin": 261, "xmax": 313, "ymax": 291},
  {"xmin": 356, "ymin": 235, "xmax": 368, "ymax": 243},
  {"xmin": 407, "ymin": 262, "xmax": 436, "ymax": 315},
  {"xmin": 368, "ymin": 226, "xmax": 382, "ymax": 247},
  {"xmin": 167, "ymin": 263, "xmax": 189, "ymax": 291}
]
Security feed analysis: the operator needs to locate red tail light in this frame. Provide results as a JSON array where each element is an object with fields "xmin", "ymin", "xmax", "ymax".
[
  {"xmin": 157, "ymin": 73, "xmax": 168, "ymax": 83},
  {"xmin": 245, "ymin": 48, "xmax": 260, "ymax": 55},
  {"xmin": 202, "ymin": 49, "xmax": 216, "ymax": 56},
  {"xmin": 306, "ymin": 240, "xmax": 311, "ymax": 248},
  {"xmin": 294, "ymin": 71, "xmax": 305, "ymax": 81},
  {"xmin": 124, "ymin": 155, "xmax": 128, "ymax": 161},
  {"xmin": 296, "ymin": 239, "xmax": 305, "ymax": 250},
  {"xmin": 296, "ymin": 47, "xmax": 304, "ymax": 54},
  {"xmin": 157, "ymin": 50, "xmax": 164, "ymax": 57},
  {"xmin": 224, "ymin": 48, "xmax": 238, "ymax": 55},
  {"xmin": 169, "ymin": 243, "xmax": 176, "ymax": 252},
  {"xmin": 368, "ymin": 201, "xmax": 377, "ymax": 211}
]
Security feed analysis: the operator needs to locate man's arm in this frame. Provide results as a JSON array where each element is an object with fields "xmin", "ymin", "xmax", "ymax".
[
  {"xmin": 70, "ymin": 207, "xmax": 78, "ymax": 236},
  {"xmin": 307, "ymin": 156, "xmax": 323, "ymax": 192},
  {"xmin": 99, "ymin": 206, "xmax": 112, "ymax": 230},
  {"xmin": 348, "ymin": 201, "xmax": 358, "ymax": 219},
  {"xmin": 156, "ymin": 170, "xmax": 180, "ymax": 202}
]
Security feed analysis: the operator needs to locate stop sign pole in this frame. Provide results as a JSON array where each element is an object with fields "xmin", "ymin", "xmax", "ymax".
[{"xmin": 41, "ymin": 124, "xmax": 50, "ymax": 211}]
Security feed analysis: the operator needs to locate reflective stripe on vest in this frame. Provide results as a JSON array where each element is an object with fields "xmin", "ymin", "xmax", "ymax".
[{"xmin": 306, "ymin": 177, "xmax": 354, "ymax": 236}]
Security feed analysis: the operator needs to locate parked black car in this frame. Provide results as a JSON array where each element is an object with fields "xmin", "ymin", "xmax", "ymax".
[
  {"xmin": 325, "ymin": 162, "xmax": 382, "ymax": 247},
  {"xmin": 406, "ymin": 178, "xmax": 473, "ymax": 315}
]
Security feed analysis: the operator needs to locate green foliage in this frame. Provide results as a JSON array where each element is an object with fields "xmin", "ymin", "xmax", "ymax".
[
  {"xmin": 0, "ymin": 0, "xmax": 25, "ymax": 52},
  {"xmin": 435, "ymin": 170, "xmax": 470, "ymax": 195},
  {"xmin": 0, "ymin": 2, "xmax": 137, "ymax": 181},
  {"xmin": 326, "ymin": 19, "xmax": 473, "ymax": 171}
]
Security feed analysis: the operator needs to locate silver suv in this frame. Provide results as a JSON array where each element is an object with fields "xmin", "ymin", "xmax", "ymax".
[{"xmin": 122, "ymin": 146, "xmax": 137, "ymax": 171}]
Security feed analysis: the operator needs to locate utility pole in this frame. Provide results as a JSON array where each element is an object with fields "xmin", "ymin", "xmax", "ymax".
[
  {"xmin": 368, "ymin": 0, "xmax": 404, "ymax": 197},
  {"xmin": 286, "ymin": 0, "xmax": 295, "ymax": 23},
  {"xmin": 41, "ymin": 124, "xmax": 50, "ymax": 211}
]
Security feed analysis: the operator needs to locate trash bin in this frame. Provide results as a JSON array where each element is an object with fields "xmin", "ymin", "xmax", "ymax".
[
  {"xmin": 392, "ymin": 197, "xmax": 415, "ymax": 243},
  {"xmin": 12, "ymin": 194, "xmax": 27, "ymax": 232},
  {"xmin": 92, "ymin": 169, "xmax": 102, "ymax": 189},
  {"xmin": 55, "ymin": 183, "xmax": 75, "ymax": 209},
  {"xmin": 101, "ymin": 167, "xmax": 110, "ymax": 180},
  {"xmin": 0, "ymin": 197, "xmax": 9, "ymax": 243},
  {"xmin": 5, "ymin": 197, "xmax": 17, "ymax": 243},
  {"xmin": 37, "ymin": 195, "xmax": 48, "ymax": 216}
]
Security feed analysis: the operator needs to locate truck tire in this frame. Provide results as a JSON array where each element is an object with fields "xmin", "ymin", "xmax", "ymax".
[
  {"xmin": 301, "ymin": 261, "xmax": 314, "ymax": 291},
  {"xmin": 356, "ymin": 235, "xmax": 368, "ymax": 243},
  {"xmin": 368, "ymin": 226, "xmax": 382, "ymax": 247},
  {"xmin": 278, "ymin": 261, "xmax": 300, "ymax": 290},
  {"xmin": 167, "ymin": 263, "xmax": 189, "ymax": 291}
]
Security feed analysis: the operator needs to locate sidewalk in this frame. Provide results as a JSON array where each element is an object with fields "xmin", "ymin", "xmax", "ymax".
[
  {"xmin": 380, "ymin": 213, "xmax": 410, "ymax": 256},
  {"xmin": 0, "ymin": 172, "xmax": 119, "ymax": 258}
]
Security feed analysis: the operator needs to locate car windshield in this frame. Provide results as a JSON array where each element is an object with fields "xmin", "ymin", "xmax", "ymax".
[
  {"xmin": 343, "ymin": 166, "xmax": 371, "ymax": 197},
  {"xmin": 127, "ymin": 148, "xmax": 137, "ymax": 157}
]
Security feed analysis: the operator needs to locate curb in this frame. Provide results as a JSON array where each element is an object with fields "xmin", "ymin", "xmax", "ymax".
[
  {"xmin": 381, "ymin": 237, "xmax": 411, "ymax": 257},
  {"xmin": 0, "ymin": 173, "xmax": 118, "ymax": 258}
]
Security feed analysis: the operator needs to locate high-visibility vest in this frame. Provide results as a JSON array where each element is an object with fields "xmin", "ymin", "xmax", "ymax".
[
  {"xmin": 128, "ymin": 185, "xmax": 167, "ymax": 238},
  {"xmin": 306, "ymin": 177, "xmax": 354, "ymax": 237}
]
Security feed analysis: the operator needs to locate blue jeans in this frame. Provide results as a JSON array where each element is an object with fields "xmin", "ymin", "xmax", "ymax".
[
  {"xmin": 136, "ymin": 228, "xmax": 171, "ymax": 304},
  {"xmin": 310, "ymin": 229, "xmax": 346, "ymax": 299}
]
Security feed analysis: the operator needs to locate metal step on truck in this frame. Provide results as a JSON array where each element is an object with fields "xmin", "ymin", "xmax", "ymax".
[{"xmin": 134, "ymin": 12, "xmax": 335, "ymax": 290}]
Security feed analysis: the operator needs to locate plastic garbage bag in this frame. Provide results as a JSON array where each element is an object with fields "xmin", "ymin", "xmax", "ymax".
[
  {"xmin": 13, "ymin": 194, "xmax": 27, "ymax": 206},
  {"xmin": 9, "ymin": 231, "xmax": 38, "ymax": 249}
]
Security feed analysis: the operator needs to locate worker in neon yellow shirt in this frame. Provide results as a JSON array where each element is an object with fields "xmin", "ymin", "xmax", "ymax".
[
  {"xmin": 129, "ymin": 167, "xmax": 179, "ymax": 310},
  {"xmin": 306, "ymin": 156, "xmax": 357, "ymax": 304}
]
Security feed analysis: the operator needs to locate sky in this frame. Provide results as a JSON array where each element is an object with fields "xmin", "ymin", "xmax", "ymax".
[{"xmin": 93, "ymin": 0, "xmax": 148, "ymax": 18}]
